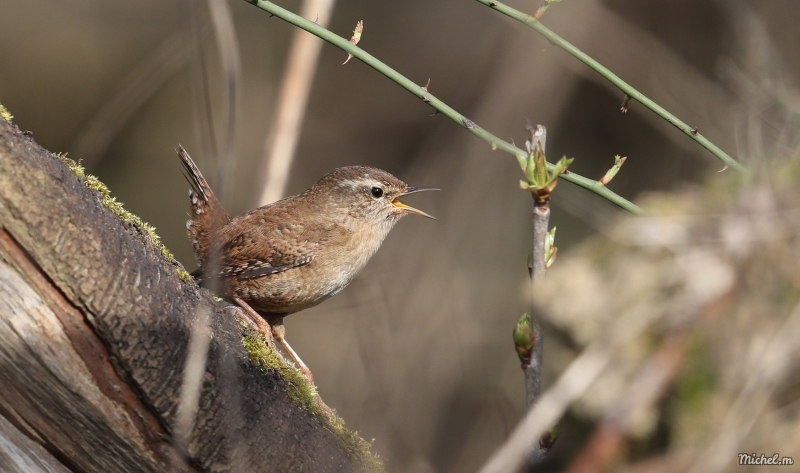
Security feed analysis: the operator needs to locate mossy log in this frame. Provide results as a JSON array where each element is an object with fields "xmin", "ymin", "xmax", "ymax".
[{"xmin": 0, "ymin": 118, "xmax": 380, "ymax": 473}]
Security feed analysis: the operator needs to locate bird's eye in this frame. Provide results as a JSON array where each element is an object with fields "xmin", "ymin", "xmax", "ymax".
[{"xmin": 371, "ymin": 186, "xmax": 384, "ymax": 198}]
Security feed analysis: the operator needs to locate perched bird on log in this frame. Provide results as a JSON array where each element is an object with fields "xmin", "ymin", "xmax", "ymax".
[{"xmin": 177, "ymin": 145, "xmax": 436, "ymax": 382}]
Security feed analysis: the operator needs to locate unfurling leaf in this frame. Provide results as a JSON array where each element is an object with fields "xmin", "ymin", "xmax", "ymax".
[
  {"xmin": 519, "ymin": 124, "xmax": 574, "ymax": 203},
  {"xmin": 597, "ymin": 155, "xmax": 626, "ymax": 186},
  {"xmin": 342, "ymin": 20, "xmax": 363, "ymax": 65}
]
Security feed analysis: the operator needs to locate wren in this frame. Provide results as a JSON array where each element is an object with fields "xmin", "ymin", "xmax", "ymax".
[{"xmin": 177, "ymin": 145, "xmax": 436, "ymax": 381}]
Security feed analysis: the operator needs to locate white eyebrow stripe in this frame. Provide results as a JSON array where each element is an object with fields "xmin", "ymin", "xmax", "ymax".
[
  {"xmin": 338, "ymin": 178, "xmax": 388, "ymax": 189},
  {"xmin": 337, "ymin": 179, "xmax": 361, "ymax": 188}
]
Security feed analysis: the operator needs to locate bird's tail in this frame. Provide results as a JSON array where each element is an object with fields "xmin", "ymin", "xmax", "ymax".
[{"xmin": 176, "ymin": 145, "xmax": 231, "ymax": 264}]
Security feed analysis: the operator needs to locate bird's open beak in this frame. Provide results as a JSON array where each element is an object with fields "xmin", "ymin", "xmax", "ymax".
[{"xmin": 391, "ymin": 186, "xmax": 439, "ymax": 219}]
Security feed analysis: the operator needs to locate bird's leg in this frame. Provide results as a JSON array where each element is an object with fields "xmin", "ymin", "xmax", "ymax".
[
  {"xmin": 232, "ymin": 300, "xmax": 313, "ymax": 384},
  {"xmin": 270, "ymin": 318, "xmax": 315, "ymax": 385},
  {"xmin": 233, "ymin": 296, "xmax": 274, "ymax": 345}
]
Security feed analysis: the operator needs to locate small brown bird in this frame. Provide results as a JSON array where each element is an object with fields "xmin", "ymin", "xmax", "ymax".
[{"xmin": 177, "ymin": 145, "xmax": 436, "ymax": 381}]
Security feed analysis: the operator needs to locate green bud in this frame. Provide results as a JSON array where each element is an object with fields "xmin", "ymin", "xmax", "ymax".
[{"xmin": 513, "ymin": 313, "xmax": 535, "ymax": 362}]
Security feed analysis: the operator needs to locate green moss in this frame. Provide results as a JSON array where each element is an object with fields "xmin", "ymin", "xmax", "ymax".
[
  {"xmin": 242, "ymin": 333, "xmax": 384, "ymax": 473},
  {"xmin": 54, "ymin": 153, "xmax": 192, "ymax": 283},
  {"xmin": 0, "ymin": 103, "xmax": 12, "ymax": 122},
  {"xmin": 242, "ymin": 332, "xmax": 319, "ymax": 410}
]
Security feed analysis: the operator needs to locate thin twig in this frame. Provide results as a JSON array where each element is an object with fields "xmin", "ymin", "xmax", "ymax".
[
  {"xmin": 526, "ymin": 201, "xmax": 549, "ymax": 461},
  {"xmin": 242, "ymin": 0, "xmax": 643, "ymax": 215},
  {"xmin": 474, "ymin": 0, "xmax": 746, "ymax": 174},
  {"xmin": 515, "ymin": 124, "xmax": 560, "ymax": 465},
  {"xmin": 256, "ymin": 0, "xmax": 337, "ymax": 206},
  {"xmin": 526, "ymin": 124, "xmax": 548, "ymax": 409},
  {"xmin": 479, "ymin": 302, "xmax": 655, "ymax": 473}
]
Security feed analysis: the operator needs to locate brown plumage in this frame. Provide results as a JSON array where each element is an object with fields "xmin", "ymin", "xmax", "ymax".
[
  {"xmin": 178, "ymin": 144, "xmax": 435, "ymax": 316},
  {"xmin": 177, "ymin": 145, "xmax": 436, "ymax": 381}
]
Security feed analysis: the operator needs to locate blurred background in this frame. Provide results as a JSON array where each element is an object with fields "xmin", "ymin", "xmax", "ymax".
[{"xmin": 2, "ymin": 0, "xmax": 799, "ymax": 471}]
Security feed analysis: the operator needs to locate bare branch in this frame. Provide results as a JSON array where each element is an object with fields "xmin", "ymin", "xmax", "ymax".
[{"xmin": 481, "ymin": 301, "xmax": 656, "ymax": 473}]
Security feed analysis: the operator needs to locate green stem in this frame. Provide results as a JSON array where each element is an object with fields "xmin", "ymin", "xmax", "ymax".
[
  {"xmin": 474, "ymin": 0, "xmax": 746, "ymax": 174},
  {"xmin": 245, "ymin": 0, "xmax": 644, "ymax": 215}
]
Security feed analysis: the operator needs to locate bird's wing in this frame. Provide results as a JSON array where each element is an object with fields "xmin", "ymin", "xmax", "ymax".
[{"xmin": 197, "ymin": 223, "xmax": 322, "ymax": 281}]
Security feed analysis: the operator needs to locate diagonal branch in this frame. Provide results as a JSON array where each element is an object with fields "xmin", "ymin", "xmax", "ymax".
[
  {"xmin": 243, "ymin": 0, "xmax": 644, "ymax": 215},
  {"xmin": 473, "ymin": 0, "xmax": 746, "ymax": 174}
]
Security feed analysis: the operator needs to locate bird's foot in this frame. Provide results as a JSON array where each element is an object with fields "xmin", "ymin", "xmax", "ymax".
[
  {"xmin": 228, "ymin": 302, "xmax": 314, "ymax": 385},
  {"xmin": 271, "ymin": 321, "xmax": 315, "ymax": 386},
  {"xmin": 233, "ymin": 297, "xmax": 275, "ymax": 346},
  {"xmin": 298, "ymin": 366, "xmax": 314, "ymax": 385}
]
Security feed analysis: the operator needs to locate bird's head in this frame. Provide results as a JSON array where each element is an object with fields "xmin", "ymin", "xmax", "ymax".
[{"xmin": 313, "ymin": 166, "xmax": 437, "ymax": 224}]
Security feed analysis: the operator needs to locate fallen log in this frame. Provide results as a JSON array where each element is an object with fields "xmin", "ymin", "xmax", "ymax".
[{"xmin": 0, "ymin": 116, "xmax": 381, "ymax": 473}]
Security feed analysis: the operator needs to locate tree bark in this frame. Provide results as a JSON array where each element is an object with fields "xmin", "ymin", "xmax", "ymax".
[{"xmin": 0, "ymin": 118, "xmax": 378, "ymax": 473}]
